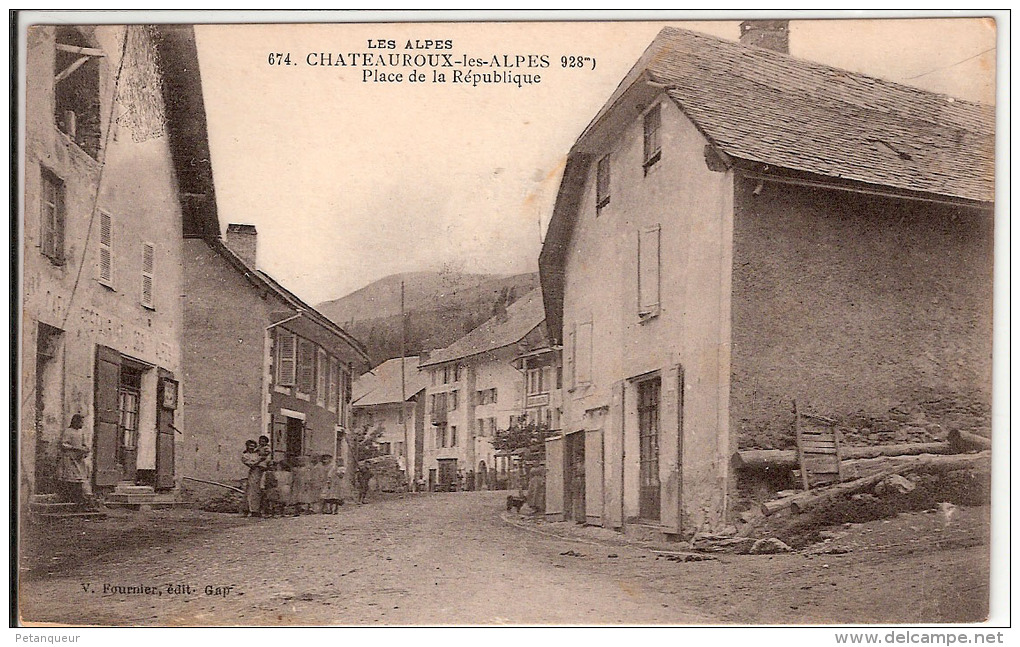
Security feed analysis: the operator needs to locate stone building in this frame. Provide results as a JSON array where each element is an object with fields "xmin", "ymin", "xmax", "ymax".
[
  {"xmin": 21, "ymin": 25, "xmax": 216, "ymax": 505},
  {"xmin": 539, "ymin": 23, "xmax": 994, "ymax": 537},
  {"xmin": 181, "ymin": 224, "xmax": 370, "ymax": 490}
]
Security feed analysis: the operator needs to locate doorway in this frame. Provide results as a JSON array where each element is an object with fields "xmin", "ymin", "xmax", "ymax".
[
  {"xmin": 285, "ymin": 417, "xmax": 304, "ymax": 459},
  {"xmin": 117, "ymin": 365, "xmax": 142, "ymax": 483},
  {"xmin": 638, "ymin": 377, "xmax": 661, "ymax": 521},
  {"xmin": 34, "ymin": 323, "xmax": 63, "ymax": 494}
]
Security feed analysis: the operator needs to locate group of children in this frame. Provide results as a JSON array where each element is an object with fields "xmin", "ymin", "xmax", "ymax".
[{"xmin": 260, "ymin": 454, "xmax": 348, "ymax": 517}]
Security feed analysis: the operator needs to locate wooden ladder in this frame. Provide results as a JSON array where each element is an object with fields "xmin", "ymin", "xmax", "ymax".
[{"xmin": 794, "ymin": 399, "xmax": 844, "ymax": 490}]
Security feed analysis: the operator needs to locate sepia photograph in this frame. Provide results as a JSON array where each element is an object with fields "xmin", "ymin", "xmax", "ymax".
[{"xmin": 12, "ymin": 9, "xmax": 1006, "ymax": 634}]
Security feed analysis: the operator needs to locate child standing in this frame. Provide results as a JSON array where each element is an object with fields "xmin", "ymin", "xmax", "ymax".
[
  {"xmin": 291, "ymin": 455, "xmax": 309, "ymax": 516},
  {"xmin": 320, "ymin": 455, "xmax": 343, "ymax": 514},
  {"xmin": 309, "ymin": 454, "xmax": 326, "ymax": 513}
]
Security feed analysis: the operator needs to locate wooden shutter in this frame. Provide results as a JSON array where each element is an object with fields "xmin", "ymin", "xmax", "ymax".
[
  {"xmin": 98, "ymin": 210, "xmax": 112, "ymax": 285},
  {"xmin": 155, "ymin": 369, "xmax": 176, "ymax": 489},
  {"xmin": 576, "ymin": 321, "xmax": 593, "ymax": 385},
  {"xmin": 545, "ymin": 435, "xmax": 564, "ymax": 519},
  {"xmin": 298, "ymin": 339, "xmax": 315, "ymax": 395},
  {"xmin": 276, "ymin": 329, "xmax": 296, "ymax": 386},
  {"xmin": 93, "ymin": 345, "xmax": 122, "ymax": 486},
  {"xmin": 316, "ymin": 347, "xmax": 327, "ymax": 406},
  {"xmin": 141, "ymin": 242, "xmax": 155, "ymax": 308},
  {"xmin": 638, "ymin": 225, "xmax": 661, "ymax": 316},
  {"xmin": 643, "ymin": 104, "xmax": 662, "ymax": 168},
  {"xmin": 566, "ymin": 325, "xmax": 576, "ymax": 389},
  {"xmin": 585, "ymin": 429, "xmax": 604, "ymax": 525},
  {"xmin": 596, "ymin": 155, "xmax": 610, "ymax": 211}
]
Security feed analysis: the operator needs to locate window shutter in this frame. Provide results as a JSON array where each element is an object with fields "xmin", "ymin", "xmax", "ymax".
[
  {"xmin": 576, "ymin": 321, "xmax": 593, "ymax": 385},
  {"xmin": 638, "ymin": 225, "xmax": 661, "ymax": 316},
  {"xmin": 596, "ymin": 155, "xmax": 611, "ymax": 211},
  {"xmin": 643, "ymin": 104, "xmax": 662, "ymax": 170},
  {"xmin": 316, "ymin": 347, "xmax": 327, "ymax": 406},
  {"xmin": 566, "ymin": 326, "xmax": 576, "ymax": 388},
  {"xmin": 327, "ymin": 357, "xmax": 338, "ymax": 413},
  {"xmin": 298, "ymin": 339, "xmax": 315, "ymax": 395},
  {"xmin": 276, "ymin": 329, "xmax": 296, "ymax": 386},
  {"xmin": 98, "ymin": 210, "xmax": 112, "ymax": 285},
  {"xmin": 141, "ymin": 242, "xmax": 155, "ymax": 308}
]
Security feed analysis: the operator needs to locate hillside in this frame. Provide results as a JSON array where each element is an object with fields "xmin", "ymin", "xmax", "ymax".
[{"xmin": 316, "ymin": 271, "xmax": 540, "ymax": 364}]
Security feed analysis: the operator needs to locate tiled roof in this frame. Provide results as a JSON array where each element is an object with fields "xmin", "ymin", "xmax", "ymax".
[
  {"xmin": 642, "ymin": 27, "xmax": 994, "ymax": 203},
  {"xmin": 420, "ymin": 289, "xmax": 545, "ymax": 367},
  {"xmin": 352, "ymin": 356, "xmax": 428, "ymax": 406}
]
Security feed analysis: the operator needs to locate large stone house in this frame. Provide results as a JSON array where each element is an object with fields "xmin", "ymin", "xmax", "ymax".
[
  {"xmin": 181, "ymin": 224, "xmax": 370, "ymax": 491},
  {"xmin": 21, "ymin": 25, "xmax": 216, "ymax": 505},
  {"xmin": 539, "ymin": 23, "xmax": 994, "ymax": 537}
]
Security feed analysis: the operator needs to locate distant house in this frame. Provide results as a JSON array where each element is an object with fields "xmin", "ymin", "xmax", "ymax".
[
  {"xmin": 352, "ymin": 356, "xmax": 429, "ymax": 487},
  {"xmin": 21, "ymin": 25, "xmax": 216, "ymax": 505},
  {"xmin": 182, "ymin": 224, "xmax": 370, "ymax": 491},
  {"xmin": 419, "ymin": 289, "xmax": 551, "ymax": 491},
  {"xmin": 539, "ymin": 23, "xmax": 994, "ymax": 537}
]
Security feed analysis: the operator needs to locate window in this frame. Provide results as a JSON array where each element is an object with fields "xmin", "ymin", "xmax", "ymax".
[
  {"xmin": 449, "ymin": 390, "xmax": 459, "ymax": 411},
  {"xmin": 574, "ymin": 321, "xmax": 593, "ymax": 386},
  {"xmin": 489, "ymin": 418, "xmax": 497, "ymax": 436},
  {"xmin": 638, "ymin": 225, "xmax": 661, "ymax": 318},
  {"xmin": 378, "ymin": 442, "xmax": 391, "ymax": 455},
  {"xmin": 54, "ymin": 27, "xmax": 102, "ymax": 159},
  {"xmin": 596, "ymin": 154, "xmax": 610, "ymax": 213},
  {"xmin": 556, "ymin": 365, "xmax": 563, "ymax": 389},
  {"xmin": 643, "ymin": 104, "xmax": 662, "ymax": 172},
  {"xmin": 275, "ymin": 329, "xmax": 296, "ymax": 386},
  {"xmin": 455, "ymin": 364, "xmax": 463, "ymax": 382},
  {"xmin": 316, "ymin": 348, "xmax": 328, "ymax": 406},
  {"xmin": 477, "ymin": 418, "xmax": 486, "ymax": 437},
  {"xmin": 638, "ymin": 377, "xmax": 662, "ymax": 520},
  {"xmin": 450, "ymin": 426, "xmax": 458, "ymax": 447},
  {"xmin": 140, "ymin": 243, "xmax": 155, "ymax": 309},
  {"xmin": 40, "ymin": 168, "xmax": 65, "ymax": 264},
  {"xmin": 431, "ymin": 370, "xmax": 436, "ymax": 386},
  {"xmin": 297, "ymin": 338, "xmax": 316, "ymax": 396},
  {"xmin": 527, "ymin": 368, "xmax": 547, "ymax": 395},
  {"xmin": 476, "ymin": 388, "xmax": 497, "ymax": 405},
  {"xmin": 491, "ymin": 388, "xmax": 497, "ymax": 404},
  {"xmin": 97, "ymin": 210, "xmax": 113, "ymax": 286}
]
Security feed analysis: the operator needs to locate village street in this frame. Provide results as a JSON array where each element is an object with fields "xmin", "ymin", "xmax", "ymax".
[{"xmin": 19, "ymin": 491, "xmax": 989, "ymax": 626}]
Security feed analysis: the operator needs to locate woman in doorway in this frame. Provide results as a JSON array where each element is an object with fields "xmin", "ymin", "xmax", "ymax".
[
  {"xmin": 58, "ymin": 413, "xmax": 89, "ymax": 504},
  {"xmin": 241, "ymin": 439, "xmax": 265, "ymax": 517}
]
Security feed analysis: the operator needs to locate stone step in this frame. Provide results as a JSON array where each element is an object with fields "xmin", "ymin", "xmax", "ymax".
[
  {"xmin": 30, "ymin": 493, "xmax": 61, "ymax": 503},
  {"xmin": 113, "ymin": 485, "xmax": 155, "ymax": 495},
  {"xmin": 30, "ymin": 501, "xmax": 81, "ymax": 511}
]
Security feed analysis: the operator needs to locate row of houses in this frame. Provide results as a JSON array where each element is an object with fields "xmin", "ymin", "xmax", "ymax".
[
  {"xmin": 21, "ymin": 25, "xmax": 370, "ymax": 509},
  {"xmin": 351, "ymin": 289, "xmax": 563, "ymax": 492}
]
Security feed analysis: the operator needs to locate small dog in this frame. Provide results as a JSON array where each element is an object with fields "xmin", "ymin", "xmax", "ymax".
[{"xmin": 506, "ymin": 495, "xmax": 526, "ymax": 513}]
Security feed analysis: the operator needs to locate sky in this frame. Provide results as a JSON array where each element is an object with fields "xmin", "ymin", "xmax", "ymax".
[{"xmin": 191, "ymin": 16, "xmax": 997, "ymax": 305}]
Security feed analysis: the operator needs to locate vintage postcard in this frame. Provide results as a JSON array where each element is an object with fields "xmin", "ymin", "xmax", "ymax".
[{"xmin": 13, "ymin": 10, "xmax": 1005, "ymax": 634}]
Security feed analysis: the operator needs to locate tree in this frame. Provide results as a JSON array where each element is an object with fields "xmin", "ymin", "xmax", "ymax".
[
  {"xmin": 492, "ymin": 417, "xmax": 551, "ymax": 462},
  {"xmin": 348, "ymin": 423, "xmax": 384, "ymax": 463}
]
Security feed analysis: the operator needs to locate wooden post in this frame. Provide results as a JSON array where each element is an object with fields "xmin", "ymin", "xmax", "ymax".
[{"xmin": 794, "ymin": 399, "xmax": 808, "ymax": 490}]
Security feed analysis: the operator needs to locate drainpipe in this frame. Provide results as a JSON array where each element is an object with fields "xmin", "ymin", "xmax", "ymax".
[{"xmin": 262, "ymin": 310, "xmax": 305, "ymax": 454}]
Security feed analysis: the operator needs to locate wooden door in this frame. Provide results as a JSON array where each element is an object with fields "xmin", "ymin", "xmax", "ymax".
[
  {"xmin": 638, "ymin": 378, "xmax": 661, "ymax": 521},
  {"xmin": 93, "ymin": 345, "xmax": 121, "ymax": 486},
  {"xmin": 584, "ymin": 429, "xmax": 603, "ymax": 525},
  {"xmin": 565, "ymin": 432, "xmax": 585, "ymax": 523},
  {"xmin": 438, "ymin": 458, "xmax": 457, "ymax": 489}
]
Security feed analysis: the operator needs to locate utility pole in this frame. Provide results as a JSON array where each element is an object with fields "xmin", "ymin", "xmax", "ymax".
[{"xmin": 400, "ymin": 280, "xmax": 411, "ymax": 491}]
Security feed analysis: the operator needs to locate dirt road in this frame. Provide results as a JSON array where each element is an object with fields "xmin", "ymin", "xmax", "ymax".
[{"xmin": 17, "ymin": 491, "xmax": 989, "ymax": 625}]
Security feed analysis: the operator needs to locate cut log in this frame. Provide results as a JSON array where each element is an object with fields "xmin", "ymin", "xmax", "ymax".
[
  {"xmin": 733, "ymin": 442, "xmax": 953, "ymax": 472},
  {"xmin": 949, "ymin": 429, "xmax": 992, "ymax": 452},
  {"xmin": 760, "ymin": 451, "xmax": 990, "ymax": 516}
]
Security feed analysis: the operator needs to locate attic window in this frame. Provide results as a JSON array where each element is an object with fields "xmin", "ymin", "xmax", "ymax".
[
  {"xmin": 643, "ymin": 104, "xmax": 662, "ymax": 173},
  {"xmin": 596, "ymin": 155, "xmax": 611, "ymax": 214},
  {"xmin": 54, "ymin": 27, "xmax": 103, "ymax": 159}
]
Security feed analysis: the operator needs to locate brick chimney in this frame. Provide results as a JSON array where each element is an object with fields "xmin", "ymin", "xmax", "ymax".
[
  {"xmin": 225, "ymin": 223, "xmax": 258, "ymax": 268},
  {"xmin": 739, "ymin": 20, "xmax": 790, "ymax": 54}
]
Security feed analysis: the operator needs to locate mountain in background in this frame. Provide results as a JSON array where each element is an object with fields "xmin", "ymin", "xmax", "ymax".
[{"xmin": 316, "ymin": 270, "xmax": 540, "ymax": 366}]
